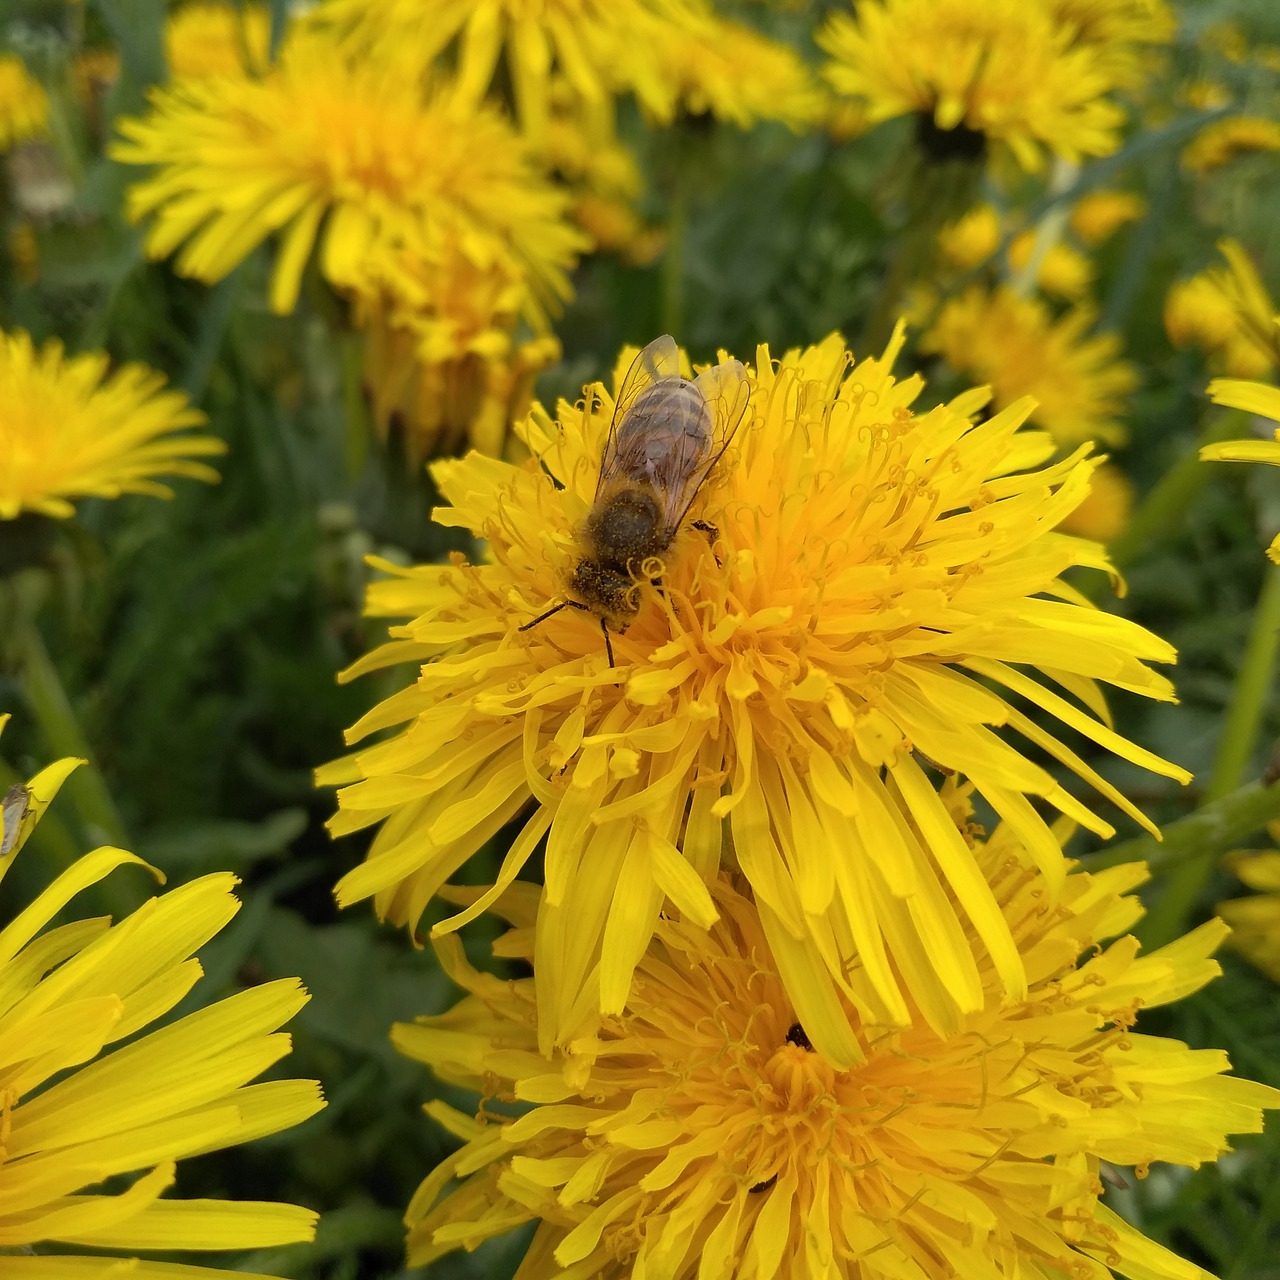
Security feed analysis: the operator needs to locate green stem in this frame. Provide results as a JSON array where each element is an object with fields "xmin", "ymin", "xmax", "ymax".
[
  {"xmin": 17, "ymin": 619, "xmax": 129, "ymax": 850},
  {"xmin": 1107, "ymin": 409, "xmax": 1245, "ymax": 571},
  {"xmin": 1084, "ymin": 779, "xmax": 1280, "ymax": 875},
  {"xmin": 1009, "ymin": 159, "xmax": 1077, "ymax": 298},
  {"xmin": 1137, "ymin": 565, "xmax": 1280, "ymax": 947}
]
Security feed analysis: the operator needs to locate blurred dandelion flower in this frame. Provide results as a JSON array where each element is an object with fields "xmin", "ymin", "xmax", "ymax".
[
  {"xmin": 1182, "ymin": 116, "xmax": 1280, "ymax": 173},
  {"xmin": 643, "ymin": 3, "xmax": 823, "ymax": 130},
  {"xmin": 1049, "ymin": 0, "xmax": 1176, "ymax": 87},
  {"xmin": 165, "ymin": 2, "xmax": 273, "ymax": 80},
  {"xmin": 1165, "ymin": 240, "xmax": 1279, "ymax": 380},
  {"xmin": 1070, "ymin": 189, "xmax": 1145, "ymax": 246},
  {"xmin": 313, "ymin": 0, "xmax": 676, "ymax": 142},
  {"xmin": 1059, "ymin": 460, "xmax": 1135, "ymax": 543},
  {"xmin": 355, "ymin": 234, "xmax": 562, "ymax": 461},
  {"xmin": 0, "ymin": 53, "xmax": 48, "ymax": 152},
  {"xmin": 112, "ymin": 30, "xmax": 582, "ymax": 318},
  {"xmin": 1219, "ymin": 824, "xmax": 1280, "ymax": 982},
  {"xmin": 819, "ymin": 0, "xmax": 1126, "ymax": 171},
  {"xmin": 0, "ymin": 736, "xmax": 325, "ymax": 1269},
  {"xmin": 1200, "ymin": 375, "xmax": 1280, "ymax": 561},
  {"xmin": 0, "ymin": 329, "xmax": 223, "ymax": 521},
  {"xmin": 397, "ymin": 824, "xmax": 1276, "ymax": 1277},
  {"xmin": 937, "ymin": 205, "xmax": 1094, "ymax": 301},
  {"xmin": 921, "ymin": 286, "xmax": 1137, "ymax": 447},
  {"xmin": 322, "ymin": 328, "xmax": 1187, "ymax": 1060}
]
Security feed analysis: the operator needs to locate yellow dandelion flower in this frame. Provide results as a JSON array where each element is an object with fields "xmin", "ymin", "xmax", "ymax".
[
  {"xmin": 1059, "ymin": 460, "xmax": 1135, "ymax": 543},
  {"xmin": 321, "ymin": 328, "xmax": 1188, "ymax": 1061},
  {"xmin": 937, "ymin": 203, "xmax": 1001, "ymax": 269},
  {"xmin": 819, "ymin": 0, "xmax": 1126, "ymax": 172},
  {"xmin": 1219, "ymin": 822, "xmax": 1280, "ymax": 982},
  {"xmin": 1164, "ymin": 240, "xmax": 1280, "ymax": 380},
  {"xmin": 397, "ymin": 827, "xmax": 1277, "ymax": 1277},
  {"xmin": 111, "ymin": 29, "xmax": 583, "ymax": 319},
  {"xmin": 0, "ymin": 734, "xmax": 325, "ymax": 1269},
  {"xmin": 921, "ymin": 286, "xmax": 1138, "ymax": 448},
  {"xmin": 356, "ymin": 235, "xmax": 562, "ymax": 461},
  {"xmin": 0, "ymin": 54, "xmax": 48, "ymax": 152},
  {"xmin": 1201, "ymin": 375, "xmax": 1280, "ymax": 562},
  {"xmin": 1070, "ymin": 189, "xmax": 1145, "ymax": 246},
  {"xmin": 936, "ymin": 205, "xmax": 1093, "ymax": 299},
  {"xmin": 1008, "ymin": 233, "xmax": 1095, "ymax": 300},
  {"xmin": 313, "ymin": 0, "xmax": 678, "ymax": 143},
  {"xmin": 0, "ymin": 329, "xmax": 224, "ymax": 521},
  {"xmin": 166, "ymin": 2, "xmax": 273, "ymax": 80},
  {"xmin": 1182, "ymin": 115, "xmax": 1280, "ymax": 173},
  {"xmin": 1049, "ymin": 0, "xmax": 1176, "ymax": 88},
  {"xmin": 643, "ymin": 2, "xmax": 823, "ymax": 130}
]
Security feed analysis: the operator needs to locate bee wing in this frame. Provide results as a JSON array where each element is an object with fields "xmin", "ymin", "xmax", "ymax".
[
  {"xmin": 596, "ymin": 334, "xmax": 683, "ymax": 499},
  {"xmin": 664, "ymin": 356, "xmax": 751, "ymax": 533},
  {"xmin": 1, "ymin": 783, "xmax": 30, "ymax": 858}
]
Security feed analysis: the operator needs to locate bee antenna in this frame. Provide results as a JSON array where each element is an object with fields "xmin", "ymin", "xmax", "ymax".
[{"xmin": 600, "ymin": 617, "xmax": 615, "ymax": 668}]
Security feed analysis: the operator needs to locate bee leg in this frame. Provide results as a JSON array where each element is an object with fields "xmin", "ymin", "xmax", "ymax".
[
  {"xmin": 518, "ymin": 600, "xmax": 578, "ymax": 632},
  {"xmin": 600, "ymin": 617, "xmax": 616, "ymax": 668}
]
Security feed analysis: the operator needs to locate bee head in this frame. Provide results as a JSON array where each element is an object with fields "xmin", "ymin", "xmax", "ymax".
[{"xmin": 569, "ymin": 559, "xmax": 643, "ymax": 625}]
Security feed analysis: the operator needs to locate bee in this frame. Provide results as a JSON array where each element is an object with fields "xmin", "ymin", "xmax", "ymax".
[{"xmin": 520, "ymin": 334, "xmax": 750, "ymax": 665}]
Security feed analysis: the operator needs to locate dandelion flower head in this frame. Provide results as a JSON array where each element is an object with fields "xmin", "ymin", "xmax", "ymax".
[
  {"xmin": 322, "ymin": 328, "xmax": 1188, "ymax": 1061},
  {"xmin": 1164, "ymin": 240, "xmax": 1279, "ymax": 381},
  {"xmin": 1070, "ymin": 189, "xmax": 1145, "ymax": 246},
  {"xmin": 0, "ymin": 328, "xmax": 224, "ymax": 520},
  {"xmin": 356, "ymin": 232, "xmax": 562, "ymax": 461},
  {"xmin": 818, "ymin": 0, "xmax": 1127, "ymax": 172},
  {"xmin": 641, "ymin": 2, "xmax": 823, "ymax": 131},
  {"xmin": 0, "ymin": 731, "xmax": 325, "ymax": 1269},
  {"xmin": 0, "ymin": 53, "xmax": 48, "ymax": 153},
  {"xmin": 936, "ymin": 204, "xmax": 1094, "ymax": 301},
  {"xmin": 1182, "ymin": 115, "xmax": 1280, "ymax": 173},
  {"xmin": 165, "ymin": 2, "xmax": 273, "ymax": 80},
  {"xmin": 1200, "ymin": 375, "xmax": 1280, "ymax": 561},
  {"xmin": 397, "ymin": 818, "xmax": 1276, "ymax": 1279},
  {"xmin": 312, "ymin": 0, "xmax": 679, "ymax": 142},
  {"xmin": 921, "ymin": 286, "xmax": 1138, "ymax": 448},
  {"xmin": 1217, "ymin": 822, "xmax": 1280, "ymax": 983},
  {"xmin": 112, "ymin": 28, "xmax": 583, "ymax": 319}
]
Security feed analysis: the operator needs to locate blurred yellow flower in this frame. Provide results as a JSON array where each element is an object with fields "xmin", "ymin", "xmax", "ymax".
[
  {"xmin": 112, "ymin": 30, "xmax": 583, "ymax": 320},
  {"xmin": 1070, "ymin": 188, "xmax": 1145, "ymax": 245},
  {"xmin": 819, "ymin": 0, "xmax": 1126, "ymax": 171},
  {"xmin": 322, "ymin": 329, "xmax": 1187, "ymax": 1061},
  {"xmin": 1219, "ymin": 823, "xmax": 1280, "ymax": 981},
  {"xmin": 313, "ymin": 0, "xmax": 677, "ymax": 142},
  {"xmin": 1182, "ymin": 115, "xmax": 1280, "ymax": 173},
  {"xmin": 1165, "ymin": 240, "xmax": 1280, "ymax": 379},
  {"xmin": 1201, "ymin": 376, "xmax": 1280, "ymax": 562},
  {"xmin": 1049, "ymin": 0, "xmax": 1175, "ymax": 87},
  {"xmin": 165, "ymin": 2, "xmax": 273, "ymax": 79},
  {"xmin": 0, "ymin": 329, "xmax": 223, "ymax": 520},
  {"xmin": 643, "ymin": 2, "xmax": 823, "ymax": 130},
  {"xmin": 1059, "ymin": 460, "xmax": 1135, "ymax": 542},
  {"xmin": 0, "ymin": 735, "xmax": 325, "ymax": 1269},
  {"xmin": 0, "ymin": 53, "xmax": 48, "ymax": 152},
  {"xmin": 398, "ymin": 829, "xmax": 1275, "ymax": 1277},
  {"xmin": 355, "ymin": 233, "xmax": 562, "ymax": 461},
  {"xmin": 921, "ymin": 286, "xmax": 1138, "ymax": 447},
  {"xmin": 937, "ymin": 204, "xmax": 1093, "ymax": 300}
]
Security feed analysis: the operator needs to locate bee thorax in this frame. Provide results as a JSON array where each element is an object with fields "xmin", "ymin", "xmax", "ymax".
[{"xmin": 584, "ymin": 488, "xmax": 666, "ymax": 564}]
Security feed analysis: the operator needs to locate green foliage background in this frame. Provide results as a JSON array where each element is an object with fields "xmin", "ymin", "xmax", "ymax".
[{"xmin": 3, "ymin": 1, "xmax": 1280, "ymax": 1277}]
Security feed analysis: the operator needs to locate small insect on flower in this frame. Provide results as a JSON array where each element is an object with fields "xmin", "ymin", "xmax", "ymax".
[{"xmin": 520, "ymin": 334, "xmax": 750, "ymax": 663}]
